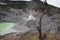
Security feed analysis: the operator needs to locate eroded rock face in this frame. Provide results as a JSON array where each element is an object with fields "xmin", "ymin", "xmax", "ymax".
[{"xmin": 0, "ymin": 7, "xmax": 60, "ymax": 36}]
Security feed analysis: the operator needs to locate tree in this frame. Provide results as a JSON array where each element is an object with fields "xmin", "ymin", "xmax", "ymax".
[
  {"xmin": 36, "ymin": 0, "xmax": 53, "ymax": 40},
  {"xmin": 37, "ymin": 9, "xmax": 48, "ymax": 40}
]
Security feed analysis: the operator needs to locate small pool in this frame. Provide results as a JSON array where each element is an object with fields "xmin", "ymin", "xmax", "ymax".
[{"xmin": 0, "ymin": 22, "xmax": 15, "ymax": 33}]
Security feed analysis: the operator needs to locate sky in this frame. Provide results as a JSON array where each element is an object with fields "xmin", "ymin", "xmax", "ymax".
[{"xmin": 41, "ymin": 0, "xmax": 60, "ymax": 8}]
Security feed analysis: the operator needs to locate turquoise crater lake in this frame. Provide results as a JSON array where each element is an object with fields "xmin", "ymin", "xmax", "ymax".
[{"xmin": 0, "ymin": 22, "xmax": 15, "ymax": 33}]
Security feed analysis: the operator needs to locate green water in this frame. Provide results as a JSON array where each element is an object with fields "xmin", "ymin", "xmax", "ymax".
[{"xmin": 0, "ymin": 22, "xmax": 15, "ymax": 32}]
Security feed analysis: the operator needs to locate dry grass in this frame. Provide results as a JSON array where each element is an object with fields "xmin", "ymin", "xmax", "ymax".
[{"xmin": 3, "ymin": 32, "xmax": 60, "ymax": 40}]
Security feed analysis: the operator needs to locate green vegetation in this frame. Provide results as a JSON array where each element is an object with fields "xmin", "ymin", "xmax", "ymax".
[
  {"xmin": 0, "ymin": 4, "xmax": 9, "ymax": 11},
  {"xmin": 0, "ymin": 1, "xmax": 60, "ymax": 10},
  {"xmin": 8, "ymin": 1, "xmax": 28, "ymax": 9}
]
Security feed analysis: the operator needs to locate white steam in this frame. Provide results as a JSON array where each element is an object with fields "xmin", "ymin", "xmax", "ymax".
[{"xmin": 24, "ymin": 14, "xmax": 36, "ymax": 22}]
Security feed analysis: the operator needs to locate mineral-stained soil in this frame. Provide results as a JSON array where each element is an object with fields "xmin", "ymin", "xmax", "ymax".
[{"xmin": 1, "ymin": 32, "xmax": 60, "ymax": 40}]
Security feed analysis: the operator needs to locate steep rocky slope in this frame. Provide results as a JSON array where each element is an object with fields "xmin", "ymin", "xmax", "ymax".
[{"xmin": 0, "ymin": 1, "xmax": 60, "ymax": 40}]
